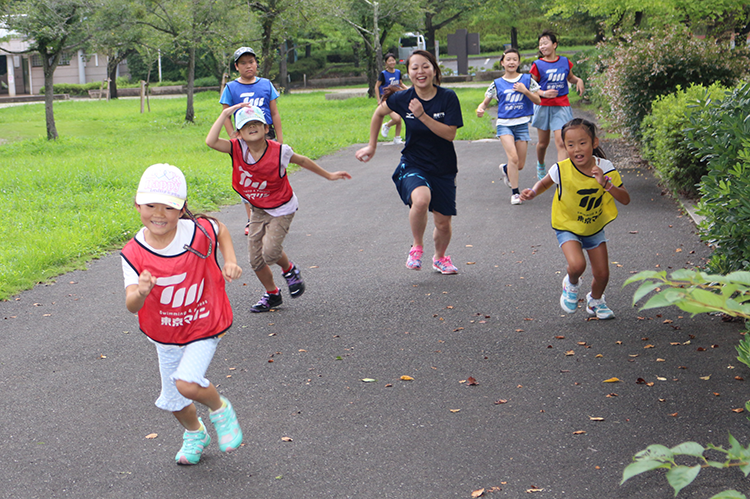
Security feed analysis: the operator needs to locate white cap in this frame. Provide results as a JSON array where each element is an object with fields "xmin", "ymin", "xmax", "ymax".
[
  {"xmin": 235, "ymin": 105, "xmax": 268, "ymax": 129},
  {"xmin": 135, "ymin": 164, "xmax": 187, "ymax": 209}
]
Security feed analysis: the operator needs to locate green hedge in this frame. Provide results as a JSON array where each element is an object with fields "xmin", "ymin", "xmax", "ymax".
[
  {"xmin": 640, "ymin": 83, "xmax": 727, "ymax": 198},
  {"xmin": 592, "ymin": 25, "xmax": 748, "ymax": 141},
  {"xmin": 686, "ymin": 82, "xmax": 750, "ymax": 273}
]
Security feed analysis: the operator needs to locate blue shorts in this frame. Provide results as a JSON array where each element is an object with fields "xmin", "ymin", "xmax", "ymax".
[
  {"xmin": 496, "ymin": 122, "xmax": 530, "ymax": 142},
  {"xmin": 531, "ymin": 105, "xmax": 574, "ymax": 131},
  {"xmin": 392, "ymin": 163, "xmax": 457, "ymax": 217},
  {"xmin": 555, "ymin": 229, "xmax": 608, "ymax": 251}
]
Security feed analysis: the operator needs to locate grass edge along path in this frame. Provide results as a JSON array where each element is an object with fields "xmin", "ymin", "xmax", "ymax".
[{"xmin": 0, "ymin": 88, "xmax": 489, "ymax": 300}]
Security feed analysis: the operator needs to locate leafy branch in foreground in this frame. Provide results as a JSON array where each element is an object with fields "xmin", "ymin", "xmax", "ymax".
[
  {"xmin": 624, "ymin": 269, "xmax": 750, "ymax": 366},
  {"xmin": 621, "ymin": 436, "xmax": 750, "ymax": 498}
]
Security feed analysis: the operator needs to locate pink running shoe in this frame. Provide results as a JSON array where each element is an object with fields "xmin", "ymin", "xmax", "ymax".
[
  {"xmin": 406, "ymin": 245, "xmax": 423, "ymax": 270},
  {"xmin": 432, "ymin": 255, "xmax": 458, "ymax": 275}
]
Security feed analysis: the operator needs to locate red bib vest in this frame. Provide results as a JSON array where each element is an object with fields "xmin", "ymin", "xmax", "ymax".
[
  {"xmin": 121, "ymin": 219, "xmax": 233, "ymax": 345},
  {"xmin": 231, "ymin": 139, "xmax": 294, "ymax": 209}
]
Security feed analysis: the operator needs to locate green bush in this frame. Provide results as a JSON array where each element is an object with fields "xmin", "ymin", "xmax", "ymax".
[
  {"xmin": 287, "ymin": 53, "xmax": 327, "ymax": 81},
  {"xmin": 640, "ymin": 82, "xmax": 727, "ymax": 197},
  {"xmin": 592, "ymin": 25, "xmax": 749, "ymax": 141},
  {"xmin": 39, "ymin": 82, "xmax": 102, "ymax": 96},
  {"xmin": 193, "ymin": 76, "xmax": 219, "ymax": 87},
  {"xmin": 685, "ymin": 82, "xmax": 750, "ymax": 273}
]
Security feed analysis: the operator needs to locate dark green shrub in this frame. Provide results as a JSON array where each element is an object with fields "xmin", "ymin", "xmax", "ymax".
[
  {"xmin": 39, "ymin": 82, "xmax": 102, "ymax": 96},
  {"xmin": 640, "ymin": 83, "xmax": 727, "ymax": 197},
  {"xmin": 193, "ymin": 76, "xmax": 219, "ymax": 87},
  {"xmin": 593, "ymin": 25, "xmax": 749, "ymax": 142},
  {"xmin": 287, "ymin": 53, "xmax": 326, "ymax": 81},
  {"xmin": 686, "ymin": 82, "xmax": 750, "ymax": 272}
]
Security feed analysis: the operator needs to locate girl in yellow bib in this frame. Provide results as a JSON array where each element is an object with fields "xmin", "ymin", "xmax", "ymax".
[{"xmin": 520, "ymin": 119, "xmax": 630, "ymax": 319}]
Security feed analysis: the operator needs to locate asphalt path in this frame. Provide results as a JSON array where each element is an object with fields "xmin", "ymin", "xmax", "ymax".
[{"xmin": 2, "ymin": 118, "xmax": 748, "ymax": 498}]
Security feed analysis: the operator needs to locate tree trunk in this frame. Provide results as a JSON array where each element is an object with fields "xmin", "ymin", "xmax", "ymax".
[
  {"xmin": 511, "ymin": 27, "xmax": 518, "ymax": 49},
  {"xmin": 279, "ymin": 41, "xmax": 289, "ymax": 94},
  {"xmin": 185, "ymin": 45, "xmax": 195, "ymax": 123},
  {"xmin": 260, "ymin": 14, "xmax": 275, "ymax": 79},
  {"xmin": 634, "ymin": 11, "xmax": 643, "ymax": 29},
  {"xmin": 424, "ymin": 12, "xmax": 436, "ymax": 56},
  {"xmin": 41, "ymin": 52, "xmax": 60, "ymax": 140},
  {"xmin": 365, "ymin": 42, "xmax": 377, "ymax": 98},
  {"xmin": 373, "ymin": 1, "xmax": 383, "ymax": 73}
]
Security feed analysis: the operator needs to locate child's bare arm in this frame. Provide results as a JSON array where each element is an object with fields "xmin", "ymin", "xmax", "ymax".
[
  {"xmin": 291, "ymin": 153, "xmax": 351, "ymax": 181},
  {"xmin": 222, "ymin": 104, "xmax": 237, "ymax": 139},
  {"xmin": 207, "ymin": 103, "xmax": 248, "ymax": 153},
  {"xmin": 269, "ymin": 100, "xmax": 283, "ymax": 143},
  {"xmin": 216, "ymin": 221, "xmax": 242, "ymax": 282},
  {"xmin": 520, "ymin": 175, "xmax": 554, "ymax": 201},
  {"xmin": 125, "ymin": 270, "xmax": 156, "ymax": 313},
  {"xmin": 476, "ymin": 95, "xmax": 493, "ymax": 117}
]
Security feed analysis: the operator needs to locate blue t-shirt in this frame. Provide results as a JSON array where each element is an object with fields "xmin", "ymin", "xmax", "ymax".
[
  {"xmin": 220, "ymin": 78, "xmax": 279, "ymax": 124},
  {"xmin": 386, "ymin": 86, "xmax": 463, "ymax": 176}
]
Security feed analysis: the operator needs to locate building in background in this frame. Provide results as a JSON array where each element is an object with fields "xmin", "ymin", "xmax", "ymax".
[{"xmin": 0, "ymin": 27, "xmax": 129, "ymax": 96}]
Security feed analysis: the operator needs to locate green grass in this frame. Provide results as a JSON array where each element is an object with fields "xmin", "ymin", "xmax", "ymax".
[{"xmin": 0, "ymin": 87, "xmax": 490, "ymax": 299}]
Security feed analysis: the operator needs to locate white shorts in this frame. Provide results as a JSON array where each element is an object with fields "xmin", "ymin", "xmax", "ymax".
[{"xmin": 152, "ymin": 336, "xmax": 221, "ymax": 412}]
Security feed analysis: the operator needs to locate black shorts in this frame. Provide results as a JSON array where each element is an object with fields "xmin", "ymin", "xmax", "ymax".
[{"xmin": 391, "ymin": 162, "xmax": 457, "ymax": 216}]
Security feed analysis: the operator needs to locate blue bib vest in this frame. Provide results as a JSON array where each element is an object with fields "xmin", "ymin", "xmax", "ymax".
[
  {"xmin": 225, "ymin": 78, "xmax": 275, "ymax": 123},
  {"xmin": 379, "ymin": 69, "xmax": 401, "ymax": 95},
  {"xmin": 534, "ymin": 57, "xmax": 570, "ymax": 96},
  {"xmin": 493, "ymin": 74, "xmax": 534, "ymax": 119}
]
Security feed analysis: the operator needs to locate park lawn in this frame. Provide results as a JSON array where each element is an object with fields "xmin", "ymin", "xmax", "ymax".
[{"xmin": 0, "ymin": 87, "xmax": 489, "ymax": 299}]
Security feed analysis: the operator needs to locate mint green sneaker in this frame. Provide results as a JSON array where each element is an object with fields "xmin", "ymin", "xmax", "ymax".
[
  {"xmin": 586, "ymin": 292, "xmax": 615, "ymax": 320},
  {"xmin": 210, "ymin": 396, "xmax": 243, "ymax": 452},
  {"xmin": 175, "ymin": 418, "xmax": 211, "ymax": 465}
]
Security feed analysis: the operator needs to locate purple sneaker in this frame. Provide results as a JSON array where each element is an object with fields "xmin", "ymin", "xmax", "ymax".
[{"xmin": 282, "ymin": 263, "xmax": 305, "ymax": 298}]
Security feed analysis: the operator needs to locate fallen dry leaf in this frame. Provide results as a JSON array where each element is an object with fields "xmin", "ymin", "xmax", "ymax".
[
  {"xmin": 669, "ymin": 412, "xmax": 679, "ymax": 417},
  {"xmin": 656, "ymin": 358, "xmax": 665, "ymax": 362},
  {"xmin": 450, "ymin": 409, "xmax": 460, "ymax": 413},
  {"xmin": 472, "ymin": 488, "xmax": 485, "ymax": 498},
  {"xmin": 700, "ymin": 375, "xmax": 711, "ymax": 380},
  {"xmin": 565, "ymin": 350, "xmax": 575, "ymax": 356},
  {"xmin": 573, "ymin": 430, "xmax": 586, "ymax": 435},
  {"xmin": 670, "ymin": 342, "xmax": 681, "ymax": 346},
  {"xmin": 735, "ymin": 376, "xmax": 744, "ymax": 381},
  {"xmin": 606, "ymin": 393, "xmax": 618, "ymax": 398},
  {"xmin": 400, "ymin": 375, "xmax": 414, "ymax": 381},
  {"xmin": 467, "ymin": 377, "xmax": 479, "ymax": 386},
  {"xmin": 495, "ymin": 399, "xmax": 508, "ymax": 404},
  {"xmin": 657, "ymin": 377, "xmax": 667, "ymax": 381},
  {"xmin": 603, "ymin": 377, "xmax": 620, "ymax": 383},
  {"xmin": 589, "ymin": 417, "xmax": 605, "ymax": 422},
  {"xmin": 145, "ymin": 433, "xmax": 158, "ymax": 439},
  {"xmin": 466, "ymin": 262, "xmax": 476, "ymax": 265},
  {"xmin": 595, "ymin": 354, "xmax": 603, "ymax": 358},
  {"xmin": 555, "ymin": 335, "xmax": 565, "ymax": 339},
  {"xmin": 644, "ymin": 344, "xmax": 655, "ymax": 349},
  {"xmin": 663, "ymin": 319, "xmax": 673, "ymax": 324},
  {"xmin": 732, "ymin": 408, "xmax": 745, "ymax": 413}
]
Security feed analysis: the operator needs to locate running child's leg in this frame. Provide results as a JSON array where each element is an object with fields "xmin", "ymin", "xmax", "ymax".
[
  {"xmin": 500, "ymin": 135, "xmax": 520, "ymax": 188},
  {"xmin": 585, "ymin": 242, "xmax": 610, "ymax": 300},
  {"xmin": 561, "ymin": 240, "xmax": 586, "ymax": 284},
  {"xmin": 536, "ymin": 128, "xmax": 551, "ymax": 165},
  {"xmin": 392, "ymin": 113, "xmax": 403, "ymax": 137},
  {"xmin": 515, "ymin": 140, "xmax": 528, "ymax": 173},
  {"xmin": 553, "ymin": 128, "xmax": 567, "ymax": 162}
]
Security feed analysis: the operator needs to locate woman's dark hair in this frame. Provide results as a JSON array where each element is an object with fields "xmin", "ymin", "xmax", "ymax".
[
  {"xmin": 500, "ymin": 47, "xmax": 521, "ymax": 64},
  {"xmin": 561, "ymin": 118, "xmax": 607, "ymax": 159},
  {"xmin": 384, "ymin": 52, "xmax": 397, "ymax": 62},
  {"xmin": 381, "ymin": 50, "xmax": 441, "ymax": 103}
]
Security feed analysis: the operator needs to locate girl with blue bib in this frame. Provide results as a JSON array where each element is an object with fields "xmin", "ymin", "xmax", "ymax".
[
  {"xmin": 376, "ymin": 53, "xmax": 409, "ymax": 144},
  {"xmin": 476, "ymin": 48, "xmax": 541, "ymax": 205},
  {"xmin": 530, "ymin": 30, "xmax": 584, "ymax": 180}
]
